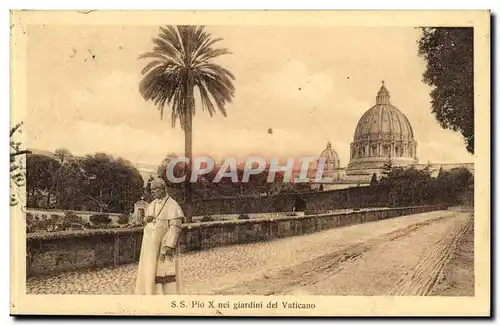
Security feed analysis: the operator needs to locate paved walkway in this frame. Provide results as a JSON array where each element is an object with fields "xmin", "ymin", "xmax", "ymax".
[{"xmin": 26, "ymin": 210, "xmax": 473, "ymax": 295}]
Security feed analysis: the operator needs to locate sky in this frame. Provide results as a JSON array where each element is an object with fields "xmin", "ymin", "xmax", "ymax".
[{"xmin": 25, "ymin": 24, "xmax": 474, "ymax": 168}]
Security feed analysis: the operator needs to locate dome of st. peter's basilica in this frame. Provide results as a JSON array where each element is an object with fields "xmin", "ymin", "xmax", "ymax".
[{"xmin": 345, "ymin": 82, "xmax": 418, "ymax": 181}]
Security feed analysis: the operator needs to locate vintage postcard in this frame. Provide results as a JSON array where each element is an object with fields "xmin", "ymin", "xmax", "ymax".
[{"xmin": 10, "ymin": 10, "xmax": 490, "ymax": 316}]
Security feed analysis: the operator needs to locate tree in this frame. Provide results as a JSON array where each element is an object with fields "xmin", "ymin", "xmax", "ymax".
[
  {"xmin": 417, "ymin": 27, "xmax": 474, "ymax": 154},
  {"xmin": 380, "ymin": 167, "xmax": 434, "ymax": 207},
  {"xmin": 27, "ymin": 151, "xmax": 144, "ymax": 213},
  {"xmin": 381, "ymin": 155, "xmax": 393, "ymax": 178},
  {"xmin": 54, "ymin": 148, "xmax": 73, "ymax": 163},
  {"xmin": 53, "ymin": 158, "xmax": 89, "ymax": 210},
  {"xmin": 139, "ymin": 26, "xmax": 236, "ymax": 223},
  {"xmin": 26, "ymin": 154, "xmax": 61, "ymax": 208},
  {"xmin": 78, "ymin": 153, "xmax": 144, "ymax": 213},
  {"xmin": 378, "ymin": 165, "xmax": 473, "ymax": 207},
  {"xmin": 433, "ymin": 167, "xmax": 473, "ymax": 205}
]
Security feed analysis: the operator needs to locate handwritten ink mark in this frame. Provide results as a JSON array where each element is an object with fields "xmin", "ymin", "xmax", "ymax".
[
  {"xmin": 88, "ymin": 49, "xmax": 96, "ymax": 60},
  {"xmin": 10, "ymin": 121, "xmax": 30, "ymax": 207}
]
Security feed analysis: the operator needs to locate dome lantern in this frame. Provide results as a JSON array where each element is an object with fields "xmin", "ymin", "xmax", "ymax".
[{"xmin": 376, "ymin": 80, "xmax": 391, "ymax": 105}]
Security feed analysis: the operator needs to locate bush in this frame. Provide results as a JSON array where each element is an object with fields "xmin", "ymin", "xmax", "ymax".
[
  {"xmin": 32, "ymin": 214, "xmax": 50, "ymax": 231},
  {"xmin": 26, "ymin": 213, "xmax": 36, "ymax": 233},
  {"xmin": 48, "ymin": 214, "xmax": 65, "ymax": 231},
  {"xmin": 50, "ymin": 214, "xmax": 62, "ymax": 222},
  {"xmin": 238, "ymin": 214, "xmax": 250, "ymax": 220},
  {"xmin": 64, "ymin": 211, "xmax": 85, "ymax": 224},
  {"xmin": 62, "ymin": 211, "xmax": 86, "ymax": 230},
  {"xmin": 117, "ymin": 214, "xmax": 129, "ymax": 225},
  {"xmin": 200, "ymin": 215, "xmax": 215, "ymax": 222},
  {"xmin": 89, "ymin": 213, "xmax": 111, "ymax": 225},
  {"xmin": 45, "ymin": 215, "xmax": 58, "ymax": 232},
  {"xmin": 380, "ymin": 166, "xmax": 474, "ymax": 207}
]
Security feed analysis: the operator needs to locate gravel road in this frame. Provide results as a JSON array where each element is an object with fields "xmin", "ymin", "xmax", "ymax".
[{"xmin": 26, "ymin": 209, "xmax": 474, "ymax": 296}]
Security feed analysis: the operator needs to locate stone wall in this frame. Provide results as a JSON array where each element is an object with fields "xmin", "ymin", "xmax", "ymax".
[
  {"xmin": 191, "ymin": 185, "xmax": 390, "ymax": 215},
  {"xmin": 27, "ymin": 228, "xmax": 143, "ymax": 277},
  {"xmin": 26, "ymin": 205, "xmax": 446, "ymax": 277}
]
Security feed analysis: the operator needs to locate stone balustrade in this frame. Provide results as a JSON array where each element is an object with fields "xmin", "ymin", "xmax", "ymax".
[{"xmin": 26, "ymin": 205, "xmax": 447, "ymax": 277}]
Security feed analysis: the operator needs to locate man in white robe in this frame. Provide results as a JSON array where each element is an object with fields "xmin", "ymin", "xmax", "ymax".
[{"xmin": 134, "ymin": 177, "xmax": 184, "ymax": 295}]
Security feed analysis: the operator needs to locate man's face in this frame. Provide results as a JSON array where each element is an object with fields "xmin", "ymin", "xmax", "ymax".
[{"xmin": 152, "ymin": 185, "xmax": 166, "ymax": 200}]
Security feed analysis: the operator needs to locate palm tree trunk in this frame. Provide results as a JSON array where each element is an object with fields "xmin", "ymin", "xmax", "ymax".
[
  {"xmin": 184, "ymin": 116, "xmax": 193, "ymax": 223},
  {"xmin": 183, "ymin": 83, "xmax": 194, "ymax": 224}
]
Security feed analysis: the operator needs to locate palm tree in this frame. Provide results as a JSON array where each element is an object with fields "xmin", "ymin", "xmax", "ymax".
[{"xmin": 139, "ymin": 25, "xmax": 235, "ymax": 223}]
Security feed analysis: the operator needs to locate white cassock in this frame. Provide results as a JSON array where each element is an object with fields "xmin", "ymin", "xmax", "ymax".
[{"xmin": 135, "ymin": 195, "xmax": 184, "ymax": 295}]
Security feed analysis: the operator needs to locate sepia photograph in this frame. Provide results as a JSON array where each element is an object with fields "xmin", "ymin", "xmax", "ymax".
[{"xmin": 9, "ymin": 10, "xmax": 490, "ymax": 316}]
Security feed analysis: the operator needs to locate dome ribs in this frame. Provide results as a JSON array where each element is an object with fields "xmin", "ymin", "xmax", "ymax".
[{"xmin": 349, "ymin": 81, "xmax": 417, "ymax": 166}]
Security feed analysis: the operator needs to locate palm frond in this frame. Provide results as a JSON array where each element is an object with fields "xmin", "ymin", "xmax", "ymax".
[
  {"xmin": 195, "ymin": 48, "xmax": 232, "ymax": 65},
  {"xmin": 196, "ymin": 80, "xmax": 217, "ymax": 117},
  {"xmin": 190, "ymin": 31, "xmax": 224, "ymax": 65},
  {"xmin": 139, "ymin": 63, "xmax": 181, "ymax": 119},
  {"xmin": 178, "ymin": 26, "xmax": 195, "ymax": 62},
  {"xmin": 159, "ymin": 26, "xmax": 184, "ymax": 55},
  {"xmin": 151, "ymin": 38, "xmax": 184, "ymax": 64},
  {"xmin": 201, "ymin": 74, "xmax": 235, "ymax": 102},
  {"xmin": 140, "ymin": 59, "xmax": 163, "ymax": 75},
  {"xmin": 193, "ymin": 37, "xmax": 223, "ymax": 62},
  {"xmin": 179, "ymin": 25, "xmax": 201, "ymax": 65},
  {"xmin": 138, "ymin": 52, "xmax": 169, "ymax": 62},
  {"xmin": 197, "ymin": 63, "xmax": 236, "ymax": 91},
  {"xmin": 139, "ymin": 25, "xmax": 235, "ymax": 129},
  {"xmin": 198, "ymin": 77, "xmax": 232, "ymax": 116}
]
